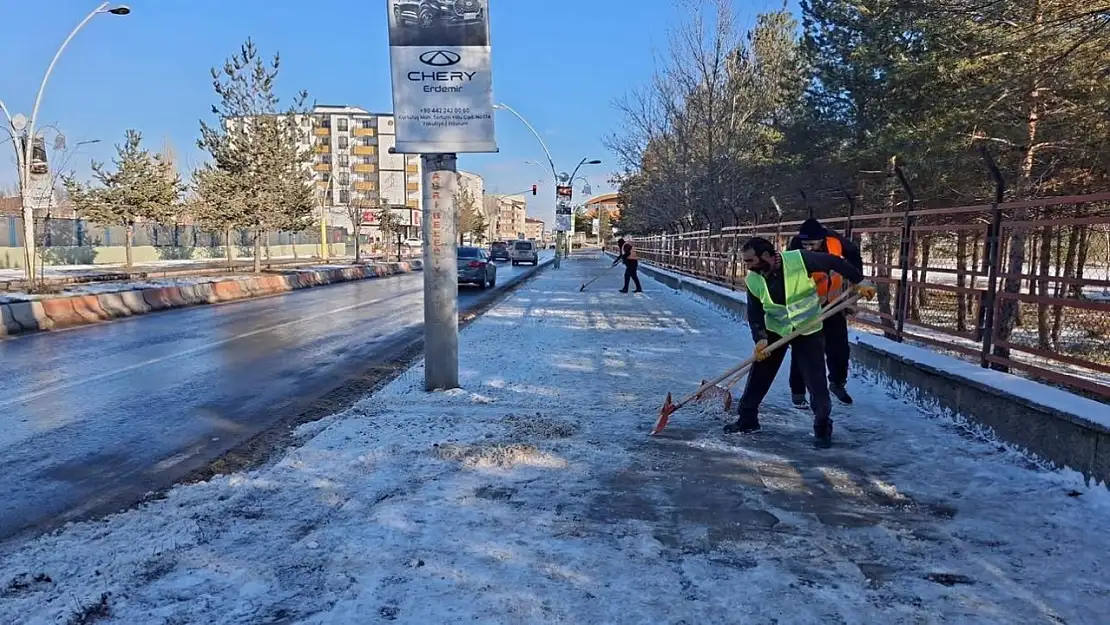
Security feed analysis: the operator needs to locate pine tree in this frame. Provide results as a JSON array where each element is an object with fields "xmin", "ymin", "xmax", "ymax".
[
  {"xmin": 196, "ymin": 38, "xmax": 314, "ymax": 272},
  {"xmin": 64, "ymin": 130, "xmax": 182, "ymax": 268}
]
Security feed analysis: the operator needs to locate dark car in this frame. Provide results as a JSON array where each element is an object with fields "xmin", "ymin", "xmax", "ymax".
[
  {"xmin": 458, "ymin": 246, "xmax": 496, "ymax": 289},
  {"xmin": 489, "ymin": 241, "xmax": 510, "ymax": 261},
  {"xmin": 394, "ymin": 0, "xmax": 484, "ymax": 28}
]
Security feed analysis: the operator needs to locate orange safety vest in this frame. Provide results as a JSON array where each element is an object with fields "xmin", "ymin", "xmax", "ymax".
[
  {"xmin": 624, "ymin": 244, "xmax": 638, "ymax": 261},
  {"xmin": 811, "ymin": 235, "xmax": 843, "ymax": 301}
]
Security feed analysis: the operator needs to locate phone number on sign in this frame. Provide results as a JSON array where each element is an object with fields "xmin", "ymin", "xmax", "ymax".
[{"xmin": 420, "ymin": 107, "xmax": 471, "ymax": 114}]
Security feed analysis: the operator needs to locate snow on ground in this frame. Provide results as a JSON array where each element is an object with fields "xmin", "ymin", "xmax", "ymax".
[{"xmin": 2, "ymin": 255, "xmax": 1109, "ymax": 624}]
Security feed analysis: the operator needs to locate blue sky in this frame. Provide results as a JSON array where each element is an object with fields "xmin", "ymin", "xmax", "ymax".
[{"xmin": 1, "ymin": 0, "xmax": 795, "ymax": 224}]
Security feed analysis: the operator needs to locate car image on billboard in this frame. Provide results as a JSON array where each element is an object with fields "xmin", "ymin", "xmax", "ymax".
[{"xmin": 389, "ymin": 0, "xmax": 489, "ymax": 47}]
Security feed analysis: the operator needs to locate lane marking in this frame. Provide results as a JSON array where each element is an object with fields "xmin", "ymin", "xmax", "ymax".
[{"xmin": 0, "ymin": 288, "xmax": 421, "ymax": 410}]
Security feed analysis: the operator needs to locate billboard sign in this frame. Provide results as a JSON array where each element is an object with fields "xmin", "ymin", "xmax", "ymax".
[
  {"xmin": 554, "ymin": 184, "xmax": 573, "ymax": 232},
  {"xmin": 385, "ymin": 0, "xmax": 497, "ymax": 154}
]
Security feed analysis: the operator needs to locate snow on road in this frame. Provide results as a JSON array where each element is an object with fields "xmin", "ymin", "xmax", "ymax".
[{"xmin": 1, "ymin": 255, "xmax": 1108, "ymax": 624}]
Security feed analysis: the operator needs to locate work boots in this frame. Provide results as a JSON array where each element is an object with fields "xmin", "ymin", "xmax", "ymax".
[
  {"xmin": 792, "ymin": 393, "xmax": 808, "ymax": 409},
  {"xmin": 829, "ymin": 382, "xmax": 853, "ymax": 405},
  {"xmin": 813, "ymin": 419, "xmax": 834, "ymax": 449},
  {"xmin": 724, "ymin": 419, "xmax": 761, "ymax": 435}
]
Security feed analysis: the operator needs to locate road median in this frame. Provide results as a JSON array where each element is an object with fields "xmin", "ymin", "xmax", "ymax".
[{"xmin": 0, "ymin": 260, "xmax": 423, "ymax": 338}]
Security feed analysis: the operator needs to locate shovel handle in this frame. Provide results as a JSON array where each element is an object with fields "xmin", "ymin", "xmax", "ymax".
[{"xmin": 672, "ymin": 290, "xmax": 860, "ymax": 409}]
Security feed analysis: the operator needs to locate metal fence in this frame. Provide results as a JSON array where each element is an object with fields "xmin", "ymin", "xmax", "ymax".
[
  {"xmin": 630, "ymin": 191, "xmax": 1110, "ymax": 401},
  {"xmin": 0, "ymin": 215, "xmax": 348, "ymax": 249}
]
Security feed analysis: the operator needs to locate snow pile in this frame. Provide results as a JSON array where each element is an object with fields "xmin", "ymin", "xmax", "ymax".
[{"xmin": 1, "ymin": 255, "xmax": 1108, "ymax": 624}]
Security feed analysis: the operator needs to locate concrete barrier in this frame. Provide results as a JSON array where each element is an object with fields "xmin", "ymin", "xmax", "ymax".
[
  {"xmin": 0, "ymin": 303, "xmax": 18, "ymax": 336},
  {"xmin": 73, "ymin": 295, "xmax": 110, "ymax": 322},
  {"xmin": 6, "ymin": 301, "xmax": 52, "ymax": 332},
  {"xmin": 1, "ymin": 261, "xmax": 426, "ymax": 339},
  {"xmin": 97, "ymin": 293, "xmax": 133, "ymax": 318},
  {"xmin": 142, "ymin": 288, "xmax": 173, "ymax": 311},
  {"xmin": 40, "ymin": 298, "xmax": 85, "ymax": 328},
  {"xmin": 119, "ymin": 291, "xmax": 151, "ymax": 314},
  {"xmin": 628, "ymin": 254, "xmax": 1110, "ymax": 485}
]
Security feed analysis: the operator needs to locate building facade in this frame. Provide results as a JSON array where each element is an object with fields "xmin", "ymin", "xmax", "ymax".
[
  {"xmin": 524, "ymin": 217, "xmax": 544, "ymax": 242},
  {"xmin": 483, "ymin": 194, "xmax": 527, "ymax": 242},
  {"xmin": 303, "ymin": 105, "xmax": 423, "ymax": 246},
  {"xmin": 457, "ymin": 170, "xmax": 485, "ymax": 244}
]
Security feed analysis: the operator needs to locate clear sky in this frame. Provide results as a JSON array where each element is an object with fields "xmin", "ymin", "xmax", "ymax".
[{"xmin": 0, "ymin": 0, "xmax": 795, "ymax": 224}]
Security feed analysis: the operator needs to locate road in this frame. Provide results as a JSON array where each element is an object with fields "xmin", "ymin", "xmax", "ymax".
[{"xmin": 0, "ymin": 255, "xmax": 550, "ymax": 542}]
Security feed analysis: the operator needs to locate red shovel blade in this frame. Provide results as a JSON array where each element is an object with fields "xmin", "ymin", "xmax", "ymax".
[{"xmin": 651, "ymin": 392, "xmax": 676, "ymax": 436}]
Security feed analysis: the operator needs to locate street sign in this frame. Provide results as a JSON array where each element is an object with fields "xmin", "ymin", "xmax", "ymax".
[{"xmin": 385, "ymin": 0, "xmax": 497, "ymax": 153}]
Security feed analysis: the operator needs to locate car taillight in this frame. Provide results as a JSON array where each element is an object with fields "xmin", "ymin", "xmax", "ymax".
[{"xmin": 468, "ymin": 261, "xmax": 483, "ymax": 268}]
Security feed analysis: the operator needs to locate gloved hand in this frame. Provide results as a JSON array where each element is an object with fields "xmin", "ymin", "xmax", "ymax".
[
  {"xmin": 753, "ymin": 339, "xmax": 770, "ymax": 362},
  {"xmin": 855, "ymin": 279, "xmax": 876, "ymax": 301}
]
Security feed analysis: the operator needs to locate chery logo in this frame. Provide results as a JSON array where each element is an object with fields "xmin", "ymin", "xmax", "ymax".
[{"xmin": 419, "ymin": 50, "xmax": 461, "ymax": 66}]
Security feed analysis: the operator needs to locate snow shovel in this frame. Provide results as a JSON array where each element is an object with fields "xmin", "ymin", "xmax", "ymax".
[
  {"xmin": 652, "ymin": 289, "xmax": 860, "ymax": 436},
  {"xmin": 579, "ymin": 262, "xmax": 618, "ymax": 292}
]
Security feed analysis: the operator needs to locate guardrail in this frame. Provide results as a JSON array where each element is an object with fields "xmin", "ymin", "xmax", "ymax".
[{"xmin": 630, "ymin": 192, "xmax": 1110, "ymax": 401}]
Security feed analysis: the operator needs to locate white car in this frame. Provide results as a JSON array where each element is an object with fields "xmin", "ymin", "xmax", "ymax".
[{"xmin": 510, "ymin": 239, "xmax": 539, "ymax": 266}]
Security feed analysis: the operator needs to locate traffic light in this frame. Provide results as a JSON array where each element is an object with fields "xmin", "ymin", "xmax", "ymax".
[{"xmin": 532, "ymin": 184, "xmax": 537, "ymax": 196}]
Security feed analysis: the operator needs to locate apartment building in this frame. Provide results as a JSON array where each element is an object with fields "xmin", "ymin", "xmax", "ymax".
[
  {"xmin": 483, "ymin": 194, "xmax": 527, "ymax": 242},
  {"xmin": 524, "ymin": 217, "xmax": 544, "ymax": 242},
  {"xmin": 302, "ymin": 105, "xmax": 422, "ymax": 244},
  {"xmin": 457, "ymin": 170, "xmax": 486, "ymax": 244}
]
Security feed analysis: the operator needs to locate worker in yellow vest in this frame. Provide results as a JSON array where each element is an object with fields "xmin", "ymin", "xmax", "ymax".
[
  {"xmin": 612, "ymin": 238, "xmax": 643, "ymax": 293},
  {"xmin": 729, "ymin": 236, "xmax": 874, "ymax": 448},
  {"xmin": 786, "ymin": 218, "xmax": 865, "ymax": 407}
]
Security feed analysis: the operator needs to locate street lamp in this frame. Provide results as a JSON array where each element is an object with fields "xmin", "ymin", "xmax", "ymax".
[
  {"xmin": 1, "ymin": 2, "xmax": 129, "ymax": 281},
  {"xmin": 493, "ymin": 102, "xmax": 602, "ymax": 266}
]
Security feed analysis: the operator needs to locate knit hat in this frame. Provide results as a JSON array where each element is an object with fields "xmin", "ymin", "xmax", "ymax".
[{"xmin": 797, "ymin": 218, "xmax": 828, "ymax": 241}]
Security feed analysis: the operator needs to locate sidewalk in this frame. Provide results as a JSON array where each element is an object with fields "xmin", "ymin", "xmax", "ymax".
[{"xmin": 1, "ymin": 254, "xmax": 1108, "ymax": 624}]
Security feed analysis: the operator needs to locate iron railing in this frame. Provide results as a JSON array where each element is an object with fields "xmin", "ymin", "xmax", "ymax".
[{"xmin": 630, "ymin": 192, "xmax": 1110, "ymax": 401}]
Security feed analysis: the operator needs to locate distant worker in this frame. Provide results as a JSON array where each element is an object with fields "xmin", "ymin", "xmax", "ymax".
[
  {"xmin": 612, "ymin": 238, "xmax": 643, "ymax": 293},
  {"xmin": 786, "ymin": 218, "xmax": 865, "ymax": 407},
  {"xmin": 728, "ymin": 237, "xmax": 874, "ymax": 448}
]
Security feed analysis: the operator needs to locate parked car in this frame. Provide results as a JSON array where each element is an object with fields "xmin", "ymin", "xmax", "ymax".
[
  {"xmin": 457, "ymin": 246, "xmax": 496, "ymax": 289},
  {"xmin": 394, "ymin": 0, "xmax": 484, "ymax": 28},
  {"xmin": 489, "ymin": 241, "xmax": 510, "ymax": 261},
  {"xmin": 510, "ymin": 239, "xmax": 539, "ymax": 266}
]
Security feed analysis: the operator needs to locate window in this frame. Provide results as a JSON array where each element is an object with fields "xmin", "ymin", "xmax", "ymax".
[
  {"xmin": 317, "ymin": 115, "xmax": 330, "ymax": 128},
  {"xmin": 361, "ymin": 118, "xmax": 374, "ymax": 129},
  {"xmin": 458, "ymin": 247, "xmax": 484, "ymax": 259},
  {"xmin": 337, "ymin": 118, "xmax": 348, "ymax": 131},
  {"xmin": 320, "ymin": 172, "xmax": 331, "ymax": 182},
  {"xmin": 338, "ymin": 136, "xmax": 349, "ymax": 149},
  {"xmin": 358, "ymin": 155, "xmax": 373, "ymax": 165},
  {"xmin": 513, "ymin": 241, "xmax": 534, "ymax": 251},
  {"xmin": 338, "ymin": 155, "xmax": 349, "ymax": 167},
  {"xmin": 339, "ymin": 189, "xmax": 350, "ymax": 204},
  {"xmin": 319, "ymin": 154, "xmax": 331, "ymax": 164},
  {"xmin": 360, "ymin": 136, "xmax": 373, "ymax": 146},
  {"xmin": 317, "ymin": 136, "xmax": 329, "ymax": 146},
  {"xmin": 338, "ymin": 173, "xmax": 350, "ymax": 185}
]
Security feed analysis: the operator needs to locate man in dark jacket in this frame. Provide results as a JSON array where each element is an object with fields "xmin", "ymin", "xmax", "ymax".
[
  {"xmin": 612, "ymin": 238, "xmax": 642, "ymax": 293},
  {"xmin": 786, "ymin": 218, "xmax": 865, "ymax": 406},
  {"xmin": 729, "ymin": 236, "xmax": 874, "ymax": 448}
]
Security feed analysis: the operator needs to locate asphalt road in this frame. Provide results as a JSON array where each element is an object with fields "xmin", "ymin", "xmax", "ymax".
[{"xmin": 0, "ymin": 255, "xmax": 550, "ymax": 543}]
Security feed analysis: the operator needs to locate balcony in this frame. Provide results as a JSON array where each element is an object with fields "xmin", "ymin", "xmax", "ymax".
[
  {"xmin": 313, "ymin": 127, "xmax": 330, "ymax": 136},
  {"xmin": 353, "ymin": 181, "xmax": 377, "ymax": 191},
  {"xmin": 352, "ymin": 145, "xmax": 376, "ymax": 156},
  {"xmin": 406, "ymin": 183, "xmax": 419, "ymax": 192},
  {"xmin": 314, "ymin": 145, "xmax": 330, "ymax": 154},
  {"xmin": 313, "ymin": 163, "xmax": 331, "ymax": 172},
  {"xmin": 353, "ymin": 127, "xmax": 376, "ymax": 137},
  {"xmin": 352, "ymin": 163, "xmax": 376, "ymax": 173},
  {"xmin": 406, "ymin": 199, "xmax": 419, "ymax": 208},
  {"xmin": 406, "ymin": 165, "xmax": 419, "ymax": 174}
]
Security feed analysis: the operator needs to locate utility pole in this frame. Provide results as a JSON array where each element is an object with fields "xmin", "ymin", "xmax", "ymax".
[{"xmin": 421, "ymin": 153, "xmax": 459, "ymax": 390}]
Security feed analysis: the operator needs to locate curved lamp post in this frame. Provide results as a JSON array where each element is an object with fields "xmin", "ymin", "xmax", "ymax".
[
  {"xmin": 1, "ymin": 3, "xmax": 130, "ymax": 280},
  {"xmin": 493, "ymin": 103, "xmax": 601, "ymax": 265}
]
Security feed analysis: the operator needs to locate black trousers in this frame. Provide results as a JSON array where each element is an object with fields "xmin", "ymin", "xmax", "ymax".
[
  {"xmin": 623, "ymin": 259, "xmax": 642, "ymax": 291},
  {"xmin": 789, "ymin": 311, "xmax": 849, "ymax": 393},
  {"xmin": 738, "ymin": 331, "xmax": 831, "ymax": 425}
]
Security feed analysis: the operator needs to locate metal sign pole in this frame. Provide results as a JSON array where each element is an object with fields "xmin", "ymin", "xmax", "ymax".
[{"xmin": 421, "ymin": 153, "xmax": 459, "ymax": 390}]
